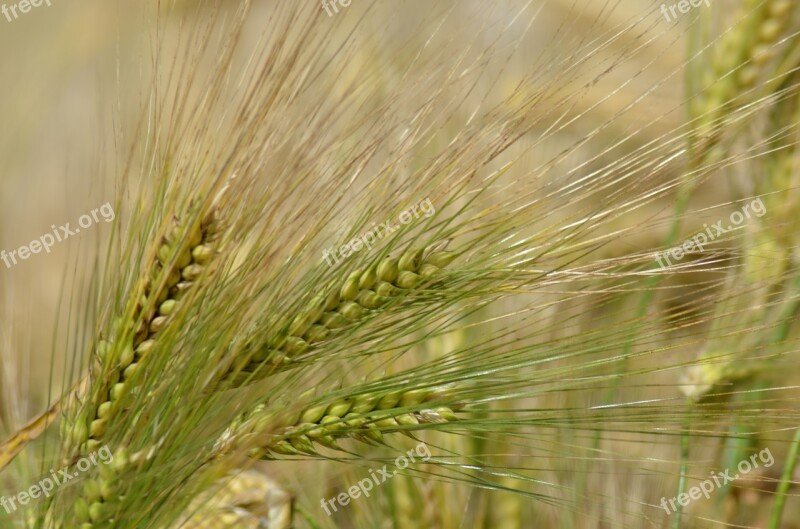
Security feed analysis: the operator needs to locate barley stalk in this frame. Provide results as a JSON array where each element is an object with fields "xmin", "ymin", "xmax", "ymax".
[
  {"xmin": 64, "ymin": 211, "xmax": 220, "ymax": 456},
  {"xmin": 692, "ymin": 0, "xmax": 795, "ymax": 159}
]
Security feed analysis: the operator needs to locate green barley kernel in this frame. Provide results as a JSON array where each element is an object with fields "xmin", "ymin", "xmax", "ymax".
[
  {"xmin": 396, "ymin": 271, "xmax": 421, "ymax": 289},
  {"xmin": 340, "ymin": 272, "xmax": 361, "ymax": 301},
  {"xmin": 356, "ymin": 290, "xmax": 385, "ymax": 309},
  {"xmin": 175, "ymin": 247, "xmax": 192, "ymax": 269},
  {"xmin": 135, "ymin": 339, "xmax": 155, "ymax": 358},
  {"xmin": 270, "ymin": 441, "xmax": 300, "ymax": 456},
  {"xmin": 122, "ymin": 363, "xmax": 138, "ymax": 381},
  {"xmin": 89, "ymin": 501, "xmax": 108, "ymax": 522},
  {"xmin": 362, "ymin": 425, "xmax": 384, "ymax": 444},
  {"xmin": 418, "ymin": 263, "xmax": 439, "ymax": 278},
  {"xmin": 396, "ymin": 414, "xmax": 419, "ymax": 426},
  {"xmin": 374, "ymin": 416, "xmax": 399, "ymax": 429},
  {"xmin": 288, "ymin": 303, "xmax": 325, "ymax": 336},
  {"xmin": 108, "ymin": 368, "xmax": 121, "ymax": 387},
  {"xmin": 377, "ymin": 391, "xmax": 402, "ymax": 409},
  {"xmin": 299, "ymin": 403, "xmax": 328, "ymax": 425},
  {"xmin": 80, "ymin": 524, "xmax": 92, "ymax": 529},
  {"xmin": 165, "ymin": 223, "xmax": 182, "ymax": 244},
  {"xmin": 135, "ymin": 318, "xmax": 148, "ymax": 338},
  {"xmin": 315, "ymin": 435, "xmax": 341, "ymax": 450},
  {"xmin": 326, "ymin": 399, "xmax": 353, "ymax": 417},
  {"xmin": 375, "ymin": 281, "xmax": 399, "ymax": 297},
  {"xmin": 90, "ymin": 357, "xmax": 103, "ymax": 378},
  {"xmin": 187, "ymin": 223, "xmax": 203, "ymax": 247},
  {"xmin": 359, "ymin": 266, "xmax": 378, "ymax": 289},
  {"xmin": 98, "ymin": 459, "xmax": 116, "ymax": 480},
  {"xmin": 738, "ymin": 65, "xmax": 759, "ymax": 88},
  {"xmin": 83, "ymin": 479, "xmax": 102, "ymax": 502},
  {"xmin": 111, "ymin": 382, "xmax": 127, "ymax": 401},
  {"xmin": 398, "ymin": 248, "xmax": 423, "ymax": 271},
  {"xmin": 166, "ymin": 267, "xmax": 182, "ymax": 288},
  {"xmin": 170, "ymin": 281, "xmax": 193, "ymax": 300},
  {"xmin": 282, "ymin": 336, "xmax": 309, "ymax": 356},
  {"xmin": 400, "ymin": 388, "xmax": 432, "ymax": 406},
  {"xmin": 321, "ymin": 311, "xmax": 348, "ymax": 329},
  {"xmin": 119, "ymin": 343, "xmax": 135, "ymax": 369},
  {"xmin": 324, "ymin": 288, "xmax": 340, "ymax": 311},
  {"xmin": 338, "ymin": 301, "xmax": 364, "ymax": 321},
  {"xmin": 72, "ymin": 421, "xmax": 89, "ymax": 446},
  {"xmin": 96, "ymin": 340, "xmax": 111, "ymax": 360},
  {"xmin": 769, "ymin": 0, "xmax": 791, "ymax": 17},
  {"xmin": 271, "ymin": 352, "xmax": 290, "ymax": 365},
  {"xmin": 97, "ymin": 401, "xmax": 112, "ymax": 419},
  {"xmin": 750, "ymin": 44, "xmax": 773, "ymax": 65},
  {"xmin": 248, "ymin": 345, "xmax": 272, "ymax": 363},
  {"xmin": 113, "ymin": 447, "xmax": 130, "ymax": 473},
  {"xmin": 157, "ymin": 243, "xmax": 172, "ymax": 265},
  {"xmin": 191, "ymin": 244, "xmax": 214, "ymax": 264},
  {"xmin": 90, "ymin": 419, "xmax": 107, "ymax": 438},
  {"xmin": 303, "ymin": 324, "xmax": 329, "ymax": 344},
  {"xmin": 149, "ymin": 316, "xmax": 168, "ymax": 333},
  {"xmin": 158, "ymin": 299, "xmax": 177, "ymax": 316},
  {"xmin": 75, "ymin": 498, "xmax": 91, "ymax": 523},
  {"xmin": 377, "ymin": 257, "xmax": 399, "ymax": 282},
  {"xmin": 181, "ymin": 263, "xmax": 203, "ymax": 281},
  {"xmin": 424, "ymin": 251, "xmax": 456, "ymax": 268},
  {"xmin": 320, "ymin": 415, "xmax": 343, "ymax": 429},
  {"xmin": 83, "ymin": 439, "xmax": 101, "ymax": 454},
  {"xmin": 434, "ymin": 407, "xmax": 458, "ymax": 421},
  {"xmin": 100, "ymin": 479, "xmax": 114, "ymax": 501},
  {"xmin": 343, "ymin": 413, "xmax": 367, "ymax": 428},
  {"xmin": 351, "ymin": 394, "xmax": 378, "ymax": 413},
  {"xmin": 759, "ymin": 18, "xmax": 784, "ymax": 42},
  {"xmin": 289, "ymin": 435, "xmax": 315, "ymax": 454}
]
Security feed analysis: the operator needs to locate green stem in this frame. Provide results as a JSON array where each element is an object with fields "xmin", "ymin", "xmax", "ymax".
[
  {"xmin": 673, "ymin": 412, "xmax": 692, "ymax": 529},
  {"xmin": 768, "ymin": 426, "xmax": 800, "ymax": 529},
  {"xmin": 295, "ymin": 502, "xmax": 324, "ymax": 529}
]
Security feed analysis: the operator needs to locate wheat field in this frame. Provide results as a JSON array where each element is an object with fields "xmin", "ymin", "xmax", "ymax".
[{"xmin": 1, "ymin": 1, "xmax": 799, "ymax": 528}]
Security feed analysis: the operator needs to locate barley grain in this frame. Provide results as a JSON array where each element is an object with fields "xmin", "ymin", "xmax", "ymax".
[{"xmin": 222, "ymin": 247, "xmax": 457, "ymax": 387}]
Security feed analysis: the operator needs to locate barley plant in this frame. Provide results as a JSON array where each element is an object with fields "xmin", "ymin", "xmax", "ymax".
[{"xmin": 2, "ymin": 1, "xmax": 800, "ymax": 528}]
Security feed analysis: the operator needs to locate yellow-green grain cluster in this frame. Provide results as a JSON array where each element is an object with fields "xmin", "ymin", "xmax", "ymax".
[
  {"xmin": 225, "ymin": 247, "xmax": 457, "ymax": 386},
  {"xmin": 65, "ymin": 212, "xmax": 220, "ymax": 529},
  {"xmin": 64, "ymin": 213, "xmax": 219, "ymax": 456},
  {"xmin": 692, "ymin": 0, "xmax": 794, "ymax": 157},
  {"xmin": 220, "ymin": 385, "xmax": 460, "ymax": 458}
]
